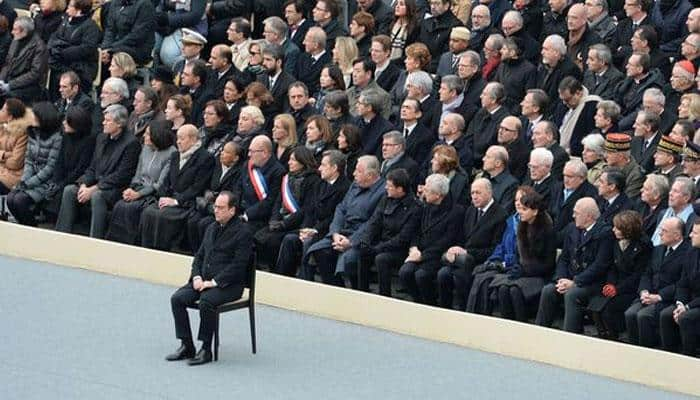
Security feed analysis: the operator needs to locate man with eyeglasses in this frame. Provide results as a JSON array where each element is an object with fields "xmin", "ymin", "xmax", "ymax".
[
  {"xmin": 312, "ymin": 0, "xmax": 347, "ymax": 52},
  {"xmin": 468, "ymin": 5, "xmax": 491, "ymax": 54},
  {"xmin": 681, "ymin": 33, "xmax": 700, "ymax": 70},
  {"xmin": 524, "ymin": 147, "xmax": 556, "ymax": 208},
  {"xmin": 549, "ymin": 159, "xmax": 597, "ymax": 247},
  {"xmin": 379, "ymin": 131, "xmax": 418, "ymax": 182},
  {"xmin": 457, "ymin": 51, "xmax": 487, "ymax": 107},
  {"xmin": 585, "ymin": 0, "xmax": 616, "ymax": 47},
  {"xmin": 496, "ymin": 116, "xmax": 528, "ymax": 181},
  {"xmin": 226, "ymin": 18, "xmax": 252, "ymax": 72},
  {"xmin": 556, "ymin": 76, "xmax": 600, "ymax": 157}
]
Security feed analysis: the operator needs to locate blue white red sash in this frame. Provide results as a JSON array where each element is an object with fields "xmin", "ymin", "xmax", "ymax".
[
  {"xmin": 248, "ymin": 161, "xmax": 268, "ymax": 201},
  {"xmin": 281, "ymin": 174, "xmax": 300, "ymax": 213}
]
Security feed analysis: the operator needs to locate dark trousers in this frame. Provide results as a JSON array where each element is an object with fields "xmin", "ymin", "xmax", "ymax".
[
  {"xmin": 436, "ymin": 254, "xmax": 475, "ymax": 310},
  {"xmin": 372, "ymin": 251, "xmax": 405, "ymax": 296},
  {"xmin": 55, "ymin": 184, "xmax": 109, "ymax": 238},
  {"xmin": 498, "ymin": 285, "xmax": 527, "ymax": 322},
  {"xmin": 624, "ymin": 300, "xmax": 664, "ymax": 347},
  {"xmin": 276, "ymin": 232, "xmax": 305, "ymax": 277},
  {"xmin": 596, "ymin": 293, "xmax": 636, "ymax": 337},
  {"xmin": 660, "ymin": 305, "xmax": 700, "ymax": 355},
  {"xmin": 399, "ymin": 262, "xmax": 437, "ymax": 305},
  {"xmin": 536, "ymin": 283, "xmax": 599, "ymax": 333},
  {"xmin": 170, "ymin": 283, "xmax": 243, "ymax": 349},
  {"xmin": 6, "ymin": 190, "xmax": 37, "ymax": 226},
  {"xmin": 306, "ymin": 247, "xmax": 346, "ymax": 287}
]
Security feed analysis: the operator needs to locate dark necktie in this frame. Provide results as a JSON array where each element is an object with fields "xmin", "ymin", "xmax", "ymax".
[
  {"xmin": 404, "ymin": 128, "xmax": 409, "ymax": 138},
  {"xmin": 665, "ymin": 246, "xmax": 674, "ymax": 258}
]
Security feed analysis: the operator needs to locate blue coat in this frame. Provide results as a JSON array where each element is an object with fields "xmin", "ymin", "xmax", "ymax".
[{"xmin": 487, "ymin": 213, "xmax": 520, "ymax": 268}]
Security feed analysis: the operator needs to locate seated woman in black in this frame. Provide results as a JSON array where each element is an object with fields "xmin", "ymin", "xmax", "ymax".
[
  {"xmin": 200, "ymin": 99, "xmax": 234, "ymax": 157},
  {"xmin": 254, "ymin": 146, "xmax": 321, "ymax": 269},
  {"xmin": 41, "ymin": 107, "xmax": 95, "ymax": 221},
  {"xmin": 489, "ymin": 189, "xmax": 557, "ymax": 322},
  {"xmin": 6, "ymin": 102, "xmax": 63, "ymax": 226},
  {"xmin": 106, "ymin": 119, "xmax": 176, "ymax": 244},
  {"xmin": 337, "ymin": 124, "xmax": 361, "ymax": 177},
  {"xmin": 588, "ymin": 210, "xmax": 651, "ymax": 340}
]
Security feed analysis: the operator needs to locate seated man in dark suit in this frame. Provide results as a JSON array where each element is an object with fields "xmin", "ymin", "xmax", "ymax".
[
  {"xmin": 650, "ymin": 177, "xmax": 697, "ymax": 246},
  {"xmin": 356, "ymin": 89, "xmax": 395, "ymax": 159},
  {"xmin": 437, "ymin": 178, "xmax": 508, "ymax": 310},
  {"xmin": 370, "ymin": 35, "xmax": 401, "ymax": 92},
  {"xmin": 302, "ymin": 155, "xmax": 385, "ymax": 286},
  {"xmin": 399, "ymin": 173, "xmax": 465, "ymax": 305},
  {"xmin": 629, "ymin": 110, "xmax": 661, "ymax": 175},
  {"xmin": 549, "ymin": 159, "xmax": 598, "ymax": 247},
  {"xmin": 660, "ymin": 219, "xmax": 700, "ymax": 356},
  {"xmin": 531, "ymin": 121, "xmax": 569, "ymax": 181},
  {"xmin": 166, "ymin": 191, "xmax": 253, "ymax": 366},
  {"xmin": 536, "ymin": 197, "xmax": 614, "ymax": 333},
  {"xmin": 257, "ymin": 43, "xmax": 296, "ymax": 114},
  {"xmin": 480, "ymin": 145, "xmax": 519, "ymax": 215},
  {"xmin": 582, "ymin": 44, "xmax": 624, "ymax": 100},
  {"xmin": 275, "ymin": 150, "xmax": 351, "ymax": 277},
  {"xmin": 207, "ymin": 44, "xmax": 244, "ymax": 99},
  {"xmin": 55, "ymin": 104, "xmax": 141, "ymax": 238},
  {"xmin": 523, "ymin": 147, "xmax": 557, "ymax": 209},
  {"xmin": 295, "ymin": 27, "xmax": 331, "ymax": 96},
  {"xmin": 355, "ymin": 168, "xmax": 418, "ymax": 294},
  {"xmin": 379, "ymin": 131, "xmax": 418, "ymax": 185},
  {"xmin": 237, "ymin": 135, "xmax": 286, "ymax": 232},
  {"xmin": 180, "ymin": 60, "xmax": 215, "ymax": 127},
  {"xmin": 467, "ymin": 82, "xmax": 509, "ymax": 169},
  {"xmin": 625, "ymin": 217, "xmax": 689, "ymax": 348},
  {"xmin": 496, "ymin": 116, "xmax": 529, "ymax": 181},
  {"xmin": 597, "ymin": 167, "xmax": 634, "ymax": 226},
  {"xmin": 55, "ymin": 71, "xmax": 94, "ymax": 120},
  {"xmin": 397, "ymin": 98, "xmax": 434, "ymax": 167}
]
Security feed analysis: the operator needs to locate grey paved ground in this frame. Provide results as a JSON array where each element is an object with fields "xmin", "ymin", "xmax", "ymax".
[{"xmin": 0, "ymin": 255, "xmax": 695, "ymax": 400}]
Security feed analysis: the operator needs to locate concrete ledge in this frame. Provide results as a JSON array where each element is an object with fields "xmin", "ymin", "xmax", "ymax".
[{"xmin": 1, "ymin": 221, "xmax": 698, "ymax": 396}]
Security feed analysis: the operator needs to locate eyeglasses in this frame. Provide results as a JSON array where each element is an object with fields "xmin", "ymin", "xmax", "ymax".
[
  {"xmin": 382, "ymin": 143, "xmax": 400, "ymax": 147},
  {"xmin": 313, "ymin": 5, "xmax": 328, "ymax": 12}
]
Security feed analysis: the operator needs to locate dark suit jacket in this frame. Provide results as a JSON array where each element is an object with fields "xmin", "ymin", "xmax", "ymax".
[
  {"xmin": 549, "ymin": 180, "xmax": 598, "ymax": 244},
  {"xmin": 553, "ymin": 98, "xmax": 598, "ymax": 157},
  {"xmin": 258, "ymin": 70, "xmax": 296, "ymax": 114},
  {"xmin": 675, "ymin": 248, "xmax": 700, "ymax": 308},
  {"xmin": 382, "ymin": 153, "xmax": 419, "ymax": 185},
  {"xmin": 555, "ymin": 221, "xmax": 614, "ymax": 286},
  {"xmin": 207, "ymin": 65, "xmax": 243, "ymax": 99},
  {"xmin": 295, "ymin": 51, "xmax": 331, "ymax": 97},
  {"xmin": 630, "ymin": 133, "xmax": 661, "ymax": 174},
  {"xmin": 503, "ymin": 137, "xmax": 529, "ymax": 182},
  {"xmin": 598, "ymin": 192, "xmax": 634, "ymax": 226},
  {"xmin": 375, "ymin": 62, "xmax": 401, "ymax": 93},
  {"xmin": 360, "ymin": 114, "xmax": 395, "ymax": 159},
  {"xmin": 459, "ymin": 202, "xmax": 508, "ymax": 264},
  {"xmin": 238, "ymin": 156, "xmax": 286, "ymax": 223},
  {"xmin": 55, "ymin": 91, "xmax": 95, "ymax": 120},
  {"xmin": 160, "ymin": 147, "xmax": 215, "ymax": 208},
  {"xmin": 79, "ymin": 131, "xmax": 141, "ymax": 205},
  {"xmin": 360, "ymin": 194, "xmax": 419, "ymax": 254},
  {"xmin": 408, "ymin": 200, "xmax": 465, "ymax": 268},
  {"xmin": 182, "ymin": 85, "xmax": 215, "ymax": 127},
  {"xmin": 548, "ymin": 142, "xmax": 570, "ymax": 181},
  {"xmin": 487, "ymin": 170, "xmax": 519, "ymax": 215},
  {"xmin": 635, "ymin": 199, "xmax": 667, "ymax": 239},
  {"xmin": 301, "ymin": 175, "xmax": 351, "ymax": 237},
  {"xmin": 190, "ymin": 216, "xmax": 253, "ymax": 290},
  {"xmin": 582, "ymin": 66, "xmax": 624, "ymax": 100},
  {"xmin": 523, "ymin": 174, "xmax": 557, "ymax": 209},
  {"xmin": 419, "ymin": 94, "xmax": 441, "ymax": 134},
  {"xmin": 535, "ymin": 56, "xmax": 582, "ymax": 105},
  {"xmin": 639, "ymin": 240, "xmax": 691, "ymax": 301},
  {"xmin": 289, "ymin": 19, "xmax": 314, "ymax": 49},
  {"xmin": 467, "ymin": 106, "xmax": 509, "ymax": 169},
  {"xmin": 401, "ymin": 122, "xmax": 435, "ymax": 167}
]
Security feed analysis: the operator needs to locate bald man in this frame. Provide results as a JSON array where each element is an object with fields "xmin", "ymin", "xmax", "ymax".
[
  {"xmin": 496, "ymin": 116, "xmax": 529, "ymax": 181},
  {"xmin": 566, "ymin": 3, "xmax": 603, "ymax": 66},
  {"xmin": 238, "ymin": 135, "xmax": 286, "ymax": 233},
  {"xmin": 207, "ymin": 44, "xmax": 244, "ymax": 98},
  {"xmin": 536, "ymin": 197, "xmax": 614, "ymax": 333}
]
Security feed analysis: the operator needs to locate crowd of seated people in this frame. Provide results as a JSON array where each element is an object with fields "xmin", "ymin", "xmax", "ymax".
[{"xmin": 2, "ymin": 0, "xmax": 700, "ymax": 356}]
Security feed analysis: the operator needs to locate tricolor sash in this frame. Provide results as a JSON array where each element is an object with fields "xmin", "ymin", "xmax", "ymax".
[
  {"xmin": 281, "ymin": 174, "xmax": 300, "ymax": 213},
  {"xmin": 248, "ymin": 161, "xmax": 268, "ymax": 201}
]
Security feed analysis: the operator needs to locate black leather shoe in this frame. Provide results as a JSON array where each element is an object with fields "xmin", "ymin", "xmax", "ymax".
[
  {"xmin": 187, "ymin": 348, "xmax": 213, "ymax": 366},
  {"xmin": 165, "ymin": 344, "xmax": 195, "ymax": 361}
]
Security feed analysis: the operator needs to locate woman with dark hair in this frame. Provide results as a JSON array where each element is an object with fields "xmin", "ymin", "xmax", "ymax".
[
  {"xmin": 6, "ymin": 102, "xmax": 63, "ymax": 226},
  {"xmin": 0, "ymin": 98, "xmax": 32, "ymax": 195},
  {"xmin": 323, "ymin": 90, "xmax": 354, "ymax": 136},
  {"xmin": 271, "ymin": 114, "xmax": 298, "ymax": 169},
  {"xmin": 42, "ymin": 105, "xmax": 95, "ymax": 219},
  {"xmin": 389, "ymin": 0, "xmax": 421, "ymax": 64},
  {"xmin": 588, "ymin": 210, "xmax": 652, "ymax": 339},
  {"xmin": 337, "ymin": 123, "xmax": 361, "ymax": 177},
  {"xmin": 106, "ymin": 119, "xmax": 177, "ymax": 244},
  {"xmin": 304, "ymin": 115, "xmax": 334, "ymax": 163},
  {"xmin": 200, "ymin": 99, "xmax": 234, "ymax": 157},
  {"xmin": 488, "ymin": 189, "xmax": 557, "ymax": 321},
  {"xmin": 222, "ymin": 78, "xmax": 246, "ymax": 125},
  {"xmin": 244, "ymin": 81, "xmax": 276, "ymax": 132},
  {"xmin": 254, "ymin": 146, "xmax": 321, "ymax": 270},
  {"xmin": 46, "ymin": 0, "xmax": 100, "ymax": 97},
  {"xmin": 312, "ymin": 64, "xmax": 347, "ymax": 113}
]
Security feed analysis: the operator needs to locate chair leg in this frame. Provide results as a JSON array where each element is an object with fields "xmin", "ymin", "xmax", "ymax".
[
  {"xmin": 249, "ymin": 304, "xmax": 257, "ymax": 354},
  {"xmin": 214, "ymin": 313, "xmax": 220, "ymax": 361}
]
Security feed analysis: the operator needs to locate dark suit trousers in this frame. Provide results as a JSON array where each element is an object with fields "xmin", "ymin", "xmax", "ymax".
[
  {"xmin": 536, "ymin": 283, "xmax": 600, "ymax": 333},
  {"xmin": 275, "ymin": 232, "xmax": 317, "ymax": 277},
  {"xmin": 399, "ymin": 262, "xmax": 438, "ymax": 305},
  {"xmin": 624, "ymin": 300, "xmax": 664, "ymax": 347},
  {"xmin": 437, "ymin": 254, "xmax": 476, "ymax": 310},
  {"xmin": 661, "ymin": 306, "xmax": 700, "ymax": 355},
  {"xmin": 55, "ymin": 184, "xmax": 109, "ymax": 238},
  {"xmin": 354, "ymin": 250, "xmax": 404, "ymax": 295},
  {"xmin": 307, "ymin": 247, "xmax": 346, "ymax": 287},
  {"xmin": 170, "ymin": 283, "xmax": 243, "ymax": 348},
  {"xmin": 7, "ymin": 190, "xmax": 38, "ymax": 226}
]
